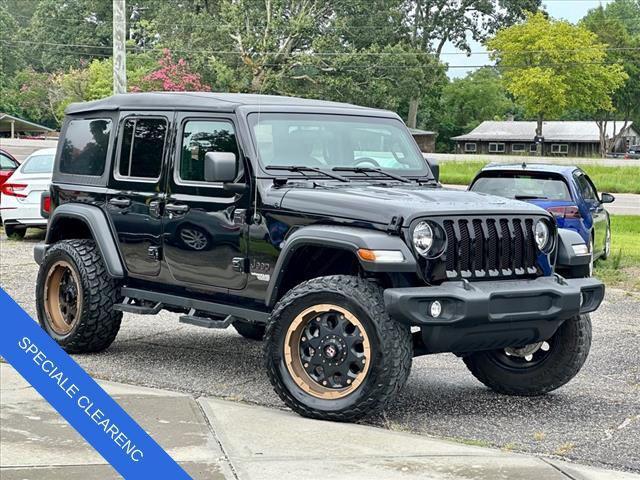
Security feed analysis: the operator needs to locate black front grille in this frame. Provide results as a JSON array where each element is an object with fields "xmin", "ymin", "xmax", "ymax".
[{"xmin": 439, "ymin": 217, "xmax": 541, "ymax": 280}]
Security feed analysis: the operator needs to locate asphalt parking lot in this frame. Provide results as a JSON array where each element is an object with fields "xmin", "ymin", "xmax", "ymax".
[{"xmin": 2, "ymin": 230, "xmax": 639, "ymax": 473}]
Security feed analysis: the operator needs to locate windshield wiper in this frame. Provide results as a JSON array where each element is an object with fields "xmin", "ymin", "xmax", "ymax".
[
  {"xmin": 514, "ymin": 195, "xmax": 548, "ymax": 200},
  {"xmin": 332, "ymin": 166, "xmax": 411, "ymax": 183},
  {"xmin": 266, "ymin": 165, "xmax": 350, "ymax": 182}
]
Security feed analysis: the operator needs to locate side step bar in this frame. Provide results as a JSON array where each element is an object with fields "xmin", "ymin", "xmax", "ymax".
[
  {"xmin": 179, "ymin": 310, "xmax": 235, "ymax": 329},
  {"xmin": 117, "ymin": 287, "xmax": 269, "ymax": 324}
]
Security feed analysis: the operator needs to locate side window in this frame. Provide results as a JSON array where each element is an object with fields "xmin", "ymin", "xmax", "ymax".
[
  {"xmin": 60, "ymin": 119, "xmax": 111, "ymax": 176},
  {"xmin": 178, "ymin": 120, "xmax": 239, "ymax": 183},
  {"xmin": 575, "ymin": 173, "xmax": 597, "ymax": 201},
  {"xmin": 0, "ymin": 153, "xmax": 17, "ymax": 169},
  {"xmin": 117, "ymin": 118, "xmax": 167, "ymax": 180}
]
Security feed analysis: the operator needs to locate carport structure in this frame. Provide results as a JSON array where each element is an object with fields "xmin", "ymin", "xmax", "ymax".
[{"xmin": 0, "ymin": 112, "xmax": 54, "ymax": 138}]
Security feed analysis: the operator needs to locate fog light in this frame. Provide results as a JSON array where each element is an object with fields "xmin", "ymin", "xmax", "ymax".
[
  {"xmin": 581, "ymin": 292, "xmax": 586, "ymax": 307},
  {"xmin": 430, "ymin": 301, "xmax": 442, "ymax": 318}
]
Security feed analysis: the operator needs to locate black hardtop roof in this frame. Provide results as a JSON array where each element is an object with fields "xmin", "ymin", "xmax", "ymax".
[{"xmin": 65, "ymin": 92, "xmax": 385, "ymax": 115}]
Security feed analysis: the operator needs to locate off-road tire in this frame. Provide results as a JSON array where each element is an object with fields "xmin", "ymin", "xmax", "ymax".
[
  {"xmin": 5, "ymin": 224, "xmax": 26, "ymax": 239},
  {"xmin": 36, "ymin": 239, "xmax": 123, "ymax": 353},
  {"xmin": 264, "ymin": 275, "xmax": 412, "ymax": 421},
  {"xmin": 233, "ymin": 320, "xmax": 266, "ymax": 340},
  {"xmin": 463, "ymin": 314, "xmax": 592, "ymax": 396}
]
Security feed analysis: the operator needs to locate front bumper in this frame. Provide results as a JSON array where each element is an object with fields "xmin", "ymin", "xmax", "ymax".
[{"xmin": 384, "ymin": 275, "xmax": 604, "ymax": 354}]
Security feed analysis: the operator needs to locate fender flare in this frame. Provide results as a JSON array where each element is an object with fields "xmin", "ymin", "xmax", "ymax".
[
  {"xmin": 556, "ymin": 228, "xmax": 591, "ymax": 269},
  {"xmin": 265, "ymin": 225, "xmax": 416, "ymax": 306},
  {"xmin": 35, "ymin": 204, "xmax": 125, "ymax": 278}
]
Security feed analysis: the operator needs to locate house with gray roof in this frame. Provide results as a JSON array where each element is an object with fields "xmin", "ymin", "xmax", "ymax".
[{"xmin": 452, "ymin": 121, "xmax": 638, "ymax": 157}]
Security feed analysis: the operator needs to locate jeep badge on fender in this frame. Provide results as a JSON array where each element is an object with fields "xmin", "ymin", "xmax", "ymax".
[{"xmin": 34, "ymin": 93, "xmax": 604, "ymax": 421}]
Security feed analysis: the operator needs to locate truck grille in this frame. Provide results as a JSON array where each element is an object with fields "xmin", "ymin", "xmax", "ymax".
[{"xmin": 438, "ymin": 217, "xmax": 541, "ymax": 280}]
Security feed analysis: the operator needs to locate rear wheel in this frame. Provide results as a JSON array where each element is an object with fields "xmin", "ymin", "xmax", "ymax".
[
  {"xmin": 233, "ymin": 320, "xmax": 266, "ymax": 340},
  {"xmin": 463, "ymin": 314, "xmax": 591, "ymax": 396},
  {"xmin": 265, "ymin": 275, "xmax": 412, "ymax": 421},
  {"xmin": 36, "ymin": 239, "xmax": 123, "ymax": 353},
  {"xmin": 4, "ymin": 224, "xmax": 26, "ymax": 239}
]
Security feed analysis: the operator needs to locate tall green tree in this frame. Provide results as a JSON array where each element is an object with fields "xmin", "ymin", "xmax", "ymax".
[
  {"xmin": 582, "ymin": 1, "xmax": 640, "ymax": 154},
  {"xmin": 437, "ymin": 68, "xmax": 517, "ymax": 151},
  {"xmin": 488, "ymin": 12, "xmax": 628, "ymax": 155},
  {"xmin": 401, "ymin": 0, "xmax": 541, "ymax": 127}
]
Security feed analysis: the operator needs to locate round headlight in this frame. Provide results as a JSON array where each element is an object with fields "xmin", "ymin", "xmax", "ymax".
[
  {"xmin": 413, "ymin": 221, "xmax": 434, "ymax": 256},
  {"xmin": 534, "ymin": 220, "xmax": 551, "ymax": 251}
]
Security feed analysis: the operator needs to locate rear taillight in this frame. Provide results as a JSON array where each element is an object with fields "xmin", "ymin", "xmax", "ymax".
[
  {"xmin": 41, "ymin": 192, "xmax": 52, "ymax": 218},
  {"xmin": 546, "ymin": 206, "xmax": 581, "ymax": 219},
  {"xmin": 1, "ymin": 183, "xmax": 27, "ymax": 198}
]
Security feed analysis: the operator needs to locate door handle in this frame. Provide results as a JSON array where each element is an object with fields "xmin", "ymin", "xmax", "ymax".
[
  {"xmin": 165, "ymin": 203, "xmax": 190, "ymax": 214},
  {"xmin": 109, "ymin": 198, "xmax": 131, "ymax": 208}
]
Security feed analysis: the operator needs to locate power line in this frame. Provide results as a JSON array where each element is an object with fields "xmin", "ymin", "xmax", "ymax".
[{"xmin": 3, "ymin": 39, "xmax": 639, "ymax": 57}]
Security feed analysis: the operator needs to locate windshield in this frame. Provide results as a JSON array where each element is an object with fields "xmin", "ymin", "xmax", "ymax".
[
  {"xmin": 248, "ymin": 113, "xmax": 430, "ymax": 177},
  {"xmin": 21, "ymin": 154, "xmax": 55, "ymax": 174},
  {"xmin": 471, "ymin": 173, "xmax": 572, "ymax": 201}
]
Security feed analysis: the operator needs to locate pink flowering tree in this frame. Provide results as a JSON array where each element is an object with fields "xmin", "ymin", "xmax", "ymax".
[{"xmin": 131, "ymin": 49, "xmax": 211, "ymax": 92}]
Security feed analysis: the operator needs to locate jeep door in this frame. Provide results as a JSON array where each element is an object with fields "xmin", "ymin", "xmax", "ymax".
[
  {"xmin": 574, "ymin": 170, "xmax": 607, "ymax": 255},
  {"xmin": 162, "ymin": 114, "xmax": 248, "ymax": 290},
  {"xmin": 106, "ymin": 112, "xmax": 171, "ymax": 277}
]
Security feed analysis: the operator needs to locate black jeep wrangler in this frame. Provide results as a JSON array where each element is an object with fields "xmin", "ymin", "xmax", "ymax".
[{"xmin": 35, "ymin": 93, "xmax": 604, "ymax": 421}]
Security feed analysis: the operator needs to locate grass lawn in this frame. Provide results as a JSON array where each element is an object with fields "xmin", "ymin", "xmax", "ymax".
[
  {"xmin": 594, "ymin": 215, "xmax": 640, "ymax": 292},
  {"xmin": 439, "ymin": 161, "xmax": 640, "ymax": 194}
]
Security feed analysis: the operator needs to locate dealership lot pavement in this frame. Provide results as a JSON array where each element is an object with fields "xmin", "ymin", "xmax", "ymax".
[{"xmin": 1, "ymin": 231, "xmax": 639, "ymax": 473}]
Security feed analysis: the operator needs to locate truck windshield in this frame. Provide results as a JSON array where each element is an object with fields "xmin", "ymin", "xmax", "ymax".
[{"xmin": 248, "ymin": 113, "xmax": 430, "ymax": 178}]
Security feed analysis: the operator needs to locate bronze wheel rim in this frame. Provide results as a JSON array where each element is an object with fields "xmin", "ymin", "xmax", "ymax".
[
  {"xmin": 284, "ymin": 304, "xmax": 371, "ymax": 400},
  {"xmin": 44, "ymin": 260, "xmax": 83, "ymax": 335}
]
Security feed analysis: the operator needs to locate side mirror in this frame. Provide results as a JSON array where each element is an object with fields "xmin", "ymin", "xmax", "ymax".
[
  {"xmin": 204, "ymin": 152, "xmax": 237, "ymax": 183},
  {"xmin": 601, "ymin": 192, "xmax": 615, "ymax": 204},
  {"xmin": 423, "ymin": 155, "xmax": 439, "ymax": 182}
]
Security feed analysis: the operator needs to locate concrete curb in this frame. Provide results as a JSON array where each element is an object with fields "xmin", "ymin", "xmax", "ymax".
[{"xmin": 2, "ymin": 364, "xmax": 639, "ymax": 479}]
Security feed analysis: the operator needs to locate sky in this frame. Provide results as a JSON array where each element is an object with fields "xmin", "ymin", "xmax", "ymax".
[{"xmin": 445, "ymin": 0, "xmax": 614, "ymax": 78}]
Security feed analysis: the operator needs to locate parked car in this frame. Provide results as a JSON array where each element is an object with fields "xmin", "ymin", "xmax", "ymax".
[
  {"xmin": 469, "ymin": 163, "xmax": 614, "ymax": 275},
  {"xmin": 1, "ymin": 147, "xmax": 56, "ymax": 238},
  {"xmin": 33, "ymin": 93, "xmax": 603, "ymax": 422},
  {"xmin": 0, "ymin": 148, "xmax": 19, "ymax": 187},
  {"xmin": 625, "ymin": 145, "xmax": 640, "ymax": 159}
]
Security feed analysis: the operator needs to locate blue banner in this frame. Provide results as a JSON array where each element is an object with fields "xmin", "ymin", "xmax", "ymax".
[{"xmin": 0, "ymin": 287, "xmax": 192, "ymax": 479}]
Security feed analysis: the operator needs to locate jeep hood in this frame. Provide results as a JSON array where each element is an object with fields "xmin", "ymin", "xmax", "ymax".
[{"xmin": 268, "ymin": 183, "xmax": 548, "ymax": 225}]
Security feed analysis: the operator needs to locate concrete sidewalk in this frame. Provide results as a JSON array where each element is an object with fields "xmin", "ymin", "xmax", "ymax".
[{"xmin": 1, "ymin": 364, "xmax": 638, "ymax": 480}]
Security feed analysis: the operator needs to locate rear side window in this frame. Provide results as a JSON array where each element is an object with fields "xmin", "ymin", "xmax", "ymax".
[
  {"xmin": 118, "ymin": 118, "xmax": 167, "ymax": 180},
  {"xmin": 60, "ymin": 119, "xmax": 112, "ymax": 176},
  {"xmin": 21, "ymin": 154, "xmax": 55, "ymax": 174},
  {"xmin": 471, "ymin": 174, "xmax": 572, "ymax": 201}
]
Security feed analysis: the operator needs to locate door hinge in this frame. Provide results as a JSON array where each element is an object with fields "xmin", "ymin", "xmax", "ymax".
[
  {"xmin": 148, "ymin": 246, "xmax": 162, "ymax": 261},
  {"xmin": 232, "ymin": 257, "xmax": 249, "ymax": 273},
  {"xmin": 233, "ymin": 209, "xmax": 247, "ymax": 225},
  {"xmin": 387, "ymin": 215, "xmax": 403, "ymax": 234}
]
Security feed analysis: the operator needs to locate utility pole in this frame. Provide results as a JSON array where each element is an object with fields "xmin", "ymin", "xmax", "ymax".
[{"xmin": 113, "ymin": 0, "xmax": 127, "ymax": 94}]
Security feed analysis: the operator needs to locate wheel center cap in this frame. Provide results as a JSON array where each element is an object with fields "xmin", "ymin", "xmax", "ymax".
[{"xmin": 323, "ymin": 344, "xmax": 339, "ymax": 359}]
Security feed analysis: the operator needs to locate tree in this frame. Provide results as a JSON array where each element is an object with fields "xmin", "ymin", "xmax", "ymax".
[
  {"xmin": 437, "ymin": 68, "xmax": 517, "ymax": 151},
  {"xmin": 130, "ymin": 49, "xmax": 210, "ymax": 92},
  {"xmin": 582, "ymin": 1, "xmax": 640, "ymax": 155},
  {"xmin": 488, "ymin": 12, "xmax": 628, "ymax": 155},
  {"xmin": 400, "ymin": 0, "xmax": 541, "ymax": 127}
]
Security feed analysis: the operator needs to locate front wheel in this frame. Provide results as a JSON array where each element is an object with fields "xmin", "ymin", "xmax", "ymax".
[
  {"xmin": 264, "ymin": 275, "xmax": 412, "ymax": 421},
  {"xmin": 463, "ymin": 314, "xmax": 592, "ymax": 396}
]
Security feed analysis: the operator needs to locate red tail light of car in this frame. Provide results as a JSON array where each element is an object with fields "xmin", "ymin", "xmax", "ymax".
[
  {"xmin": 42, "ymin": 195, "xmax": 51, "ymax": 213},
  {"xmin": 1, "ymin": 183, "xmax": 27, "ymax": 198},
  {"xmin": 547, "ymin": 206, "xmax": 581, "ymax": 219}
]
